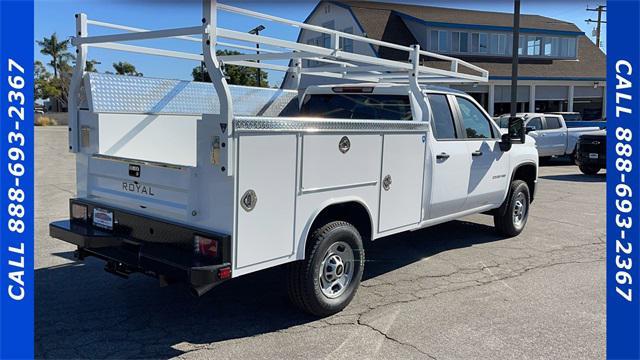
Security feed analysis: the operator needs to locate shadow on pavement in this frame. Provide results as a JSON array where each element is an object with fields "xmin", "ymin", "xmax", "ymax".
[
  {"xmin": 538, "ymin": 157, "xmax": 574, "ymax": 167},
  {"xmin": 539, "ymin": 173, "xmax": 606, "ymax": 183},
  {"xmin": 36, "ymin": 219, "xmax": 502, "ymax": 359}
]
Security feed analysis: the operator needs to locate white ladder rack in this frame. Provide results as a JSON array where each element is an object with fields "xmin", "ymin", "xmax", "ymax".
[
  {"xmin": 67, "ymin": 0, "xmax": 489, "ymax": 177},
  {"xmin": 70, "ymin": 1, "xmax": 488, "ymax": 85}
]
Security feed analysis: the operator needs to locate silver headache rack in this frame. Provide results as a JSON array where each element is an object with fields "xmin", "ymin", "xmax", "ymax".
[{"xmin": 68, "ymin": 0, "xmax": 489, "ymax": 154}]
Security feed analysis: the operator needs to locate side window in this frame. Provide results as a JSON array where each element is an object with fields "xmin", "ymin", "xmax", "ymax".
[
  {"xmin": 427, "ymin": 94, "xmax": 457, "ymax": 140},
  {"xmin": 544, "ymin": 116, "xmax": 562, "ymax": 129},
  {"xmin": 456, "ymin": 97, "xmax": 494, "ymax": 139},
  {"xmin": 527, "ymin": 117, "xmax": 543, "ymax": 130}
]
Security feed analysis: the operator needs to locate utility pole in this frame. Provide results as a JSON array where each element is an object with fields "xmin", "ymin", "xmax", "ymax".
[
  {"xmin": 510, "ymin": 0, "xmax": 520, "ymax": 119},
  {"xmin": 586, "ymin": 5, "xmax": 606, "ymax": 49}
]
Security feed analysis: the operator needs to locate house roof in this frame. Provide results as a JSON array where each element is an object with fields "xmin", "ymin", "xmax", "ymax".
[
  {"xmin": 339, "ymin": 0, "xmax": 583, "ymax": 34},
  {"xmin": 331, "ymin": 0, "xmax": 606, "ymax": 80}
]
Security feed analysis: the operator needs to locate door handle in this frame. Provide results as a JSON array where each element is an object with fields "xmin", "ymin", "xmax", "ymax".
[
  {"xmin": 472, "ymin": 150, "xmax": 483, "ymax": 157},
  {"xmin": 436, "ymin": 152, "xmax": 450, "ymax": 160}
]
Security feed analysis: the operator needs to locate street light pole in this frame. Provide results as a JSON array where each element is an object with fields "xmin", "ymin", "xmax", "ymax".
[{"xmin": 249, "ymin": 25, "xmax": 266, "ymax": 87}]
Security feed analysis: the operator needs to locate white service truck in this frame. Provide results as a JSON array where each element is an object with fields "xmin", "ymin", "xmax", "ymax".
[
  {"xmin": 50, "ymin": 1, "xmax": 538, "ymax": 316},
  {"xmin": 498, "ymin": 113, "xmax": 600, "ymax": 159}
]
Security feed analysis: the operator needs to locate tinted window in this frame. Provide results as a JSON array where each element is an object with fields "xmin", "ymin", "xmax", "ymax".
[
  {"xmin": 457, "ymin": 97, "xmax": 493, "ymax": 139},
  {"xmin": 300, "ymin": 94, "xmax": 412, "ymax": 120},
  {"xmin": 545, "ymin": 116, "xmax": 562, "ymax": 129},
  {"xmin": 428, "ymin": 94, "xmax": 457, "ymax": 139},
  {"xmin": 527, "ymin": 117, "xmax": 543, "ymax": 130},
  {"xmin": 561, "ymin": 113, "xmax": 582, "ymax": 121}
]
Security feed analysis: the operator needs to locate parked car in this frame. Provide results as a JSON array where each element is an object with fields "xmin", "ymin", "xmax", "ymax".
[
  {"xmin": 498, "ymin": 113, "xmax": 600, "ymax": 159},
  {"xmin": 575, "ymin": 130, "xmax": 606, "ymax": 174}
]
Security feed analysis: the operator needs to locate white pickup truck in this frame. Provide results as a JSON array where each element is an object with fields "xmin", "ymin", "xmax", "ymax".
[
  {"xmin": 49, "ymin": 1, "xmax": 539, "ymax": 316},
  {"xmin": 498, "ymin": 113, "xmax": 600, "ymax": 159}
]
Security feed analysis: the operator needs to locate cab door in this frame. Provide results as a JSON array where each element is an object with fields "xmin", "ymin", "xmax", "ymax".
[
  {"xmin": 426, "ymin": 94, "xmax": 471, "ymax": 219},
  {"xmin": 453, "ymin": 96, "xmax": 509, "ymax": 210},
  {"xmin": 524, "ymin": 117, "xmax": 548, "ymax": 156},
  {"xmin": 541, "ymin": 115, "xmax": 567, "ymax": 155}
]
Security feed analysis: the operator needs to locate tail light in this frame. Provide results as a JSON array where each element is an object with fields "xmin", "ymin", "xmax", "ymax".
[
  {"xmin": 71, "ymin": 203, "xmax": 88, "ymax": 222},
  {"xmin": 194, "ymin": 235, "xmax": 218, "ymax": 258},
  {"xmin": 218, "ymin": 266, "xmax": 231, "ymax": 280}
]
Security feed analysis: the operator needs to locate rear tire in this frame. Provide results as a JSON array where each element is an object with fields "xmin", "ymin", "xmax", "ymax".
[
  {"xmin": 287, "ymin": 221, "xmax": 365, "ymax": 317},
  {"xmin": 579, "ymin": 165, "xmax": 600, "ymax": 175},
  {"xmin": 494, "ymin": 180, "xmax": 530, "ymax": 237}
]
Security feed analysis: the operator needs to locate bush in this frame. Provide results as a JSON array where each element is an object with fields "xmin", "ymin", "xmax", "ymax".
[{"xmin": 35, "ymin": 116, "xmax": 58, "ymax": 126}]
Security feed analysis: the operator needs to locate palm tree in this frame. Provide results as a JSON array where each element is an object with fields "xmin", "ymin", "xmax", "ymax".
[
  {"xmin": 113, "ymin": 61, "xmax": 143, "ymax": 76},
  {"xmin": 85, "ymin": 59, "xmax": 100, "ymax": 73},
  {"xmin": 35, "ymin": 33, "xmax": 73, "ymax": 79}
]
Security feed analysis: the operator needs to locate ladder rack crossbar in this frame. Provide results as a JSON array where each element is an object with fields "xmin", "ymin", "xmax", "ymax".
[{"xmin": 72, "ymin": 1, "xmax": 489, "ymax": 85}]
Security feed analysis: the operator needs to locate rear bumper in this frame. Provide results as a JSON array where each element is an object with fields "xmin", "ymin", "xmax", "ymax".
[
  {"xmin": 576, "ymin": 137, "xmax": 606, "ymax": 168},
  {"xmin": 49, "ymin": 199, "xmax": 232, "ymax": 292},
  {"xmin": 575, "ymin": 152, "xmax": 606, "ymax": 168}
]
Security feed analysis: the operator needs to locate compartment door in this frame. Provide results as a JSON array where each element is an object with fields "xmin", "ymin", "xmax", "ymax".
[
  {"xmin": 236, "ymin": 134, "xmax": 297, "ymax": 268},
  {"xmin": 378, "ymin": 134, "xmax": 426, "ymax": 232}
]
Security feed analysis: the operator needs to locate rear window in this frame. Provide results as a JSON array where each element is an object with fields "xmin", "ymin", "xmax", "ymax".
[
  {"xmin": 560, "ymin": 113, "xmax": 582, "ymax": 121},
  {"xmin": 300, "ymin": 94, "xmax": 413, "ymax": 120},
  {"xmin": 428, "ymin": 94, "xmax": 457, "ymax": 139}
]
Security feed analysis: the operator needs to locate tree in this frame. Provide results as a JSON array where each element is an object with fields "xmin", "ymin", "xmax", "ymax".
[
  {"xmin": 34, "ymin": 60, "xmax": 64, "ymax": 108},
  {"xmin": 113, "ymin": 61, "xmax": 143, "ymax": 76},
  {"xmin": 85, "ymin": 60, "xmax": 100, "ymax": 73},
  {"xmin": 34, "ymin": 60, "xmax": 73, "ymax": 110},
  {"xmin": 35, "ymin": 33, "xmax": 74, "ymax": 79},
  {"xmin": 34, "ymin": 61, "xmax": 51, "ymax": 101},
  {"xmin": 192, "ymin": 50, "xmax": 268, "ymax": 87},
  {"xmin": 36, "ymin": 33, "xmax": 75, "ymax": 111}
]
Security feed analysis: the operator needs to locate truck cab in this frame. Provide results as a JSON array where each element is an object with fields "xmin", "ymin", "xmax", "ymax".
[{"xmin": 302, "ymin": 84, "xmax": 538, "ymax": 220}]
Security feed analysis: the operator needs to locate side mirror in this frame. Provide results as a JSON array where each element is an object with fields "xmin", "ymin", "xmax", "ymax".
[
  {"xmin": 525, "ymin": 126, "xmax": 535, "ymax": 134},
  {"xmin": 508, "ymin": 117, "xmax": 526, "ymax": 144},
  {"xmin": 499, "ymin": 133, "xmax": 512, "ymax": 152},
  {"xmin": 500, "ymin": 117, "xmax": 525, "ymax": 152}
]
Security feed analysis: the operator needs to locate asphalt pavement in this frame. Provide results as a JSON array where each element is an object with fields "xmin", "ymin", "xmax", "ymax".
[{"xmin": 35, "ymin": 127, "xmax": 605, "ymax": 359}]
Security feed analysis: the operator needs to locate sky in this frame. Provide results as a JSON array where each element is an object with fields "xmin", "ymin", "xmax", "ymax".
[{"xmin": 34, "ymin": 0, "xmax": 607, "ymax": 87}]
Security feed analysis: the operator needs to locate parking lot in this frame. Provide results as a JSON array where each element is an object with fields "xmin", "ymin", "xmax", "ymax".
[{"xmin": 35, "ymin": 126, "xmax": 605, "ymax": 359}]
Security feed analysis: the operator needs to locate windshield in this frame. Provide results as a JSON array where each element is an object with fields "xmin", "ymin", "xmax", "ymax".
[{"xmin": 300, "ymin": 94, "xmax": 413, "ymax": 120}]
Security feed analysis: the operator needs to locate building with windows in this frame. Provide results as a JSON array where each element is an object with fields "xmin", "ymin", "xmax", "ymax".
[{"xmin": 286, "ymin": 1, "xmax": 606, "ymax": 119}]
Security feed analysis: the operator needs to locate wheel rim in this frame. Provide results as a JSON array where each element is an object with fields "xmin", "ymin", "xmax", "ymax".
[
  {"xmin": 512, "ymin": 192, "xmax": 527, "ymax": 228},
  {"xmin": 319, "ymin": 241, "xmax": 354, "ymax": 299}
]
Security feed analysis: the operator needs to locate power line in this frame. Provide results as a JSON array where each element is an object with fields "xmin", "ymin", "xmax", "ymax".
[{"xmin": 585, "ymin": 4, "xmax": 606, "ymax": 49}]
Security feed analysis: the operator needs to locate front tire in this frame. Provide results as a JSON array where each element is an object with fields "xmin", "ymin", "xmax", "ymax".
[
  {"xmin": 579, "ymin": 165, "xmax": 600, "ymax": 175},
  {"xmin": 287, "ymin": 221, "xmax": 365, "ymax": 317},
  {"xmin": 494, "ymin": 180, "xmax": 530, "ymax": 237}
]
